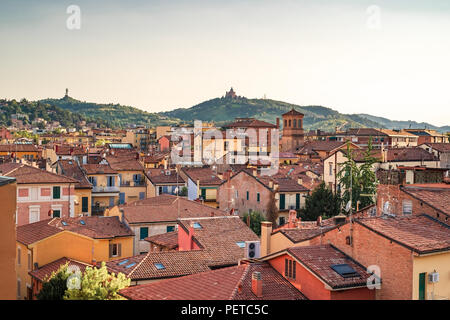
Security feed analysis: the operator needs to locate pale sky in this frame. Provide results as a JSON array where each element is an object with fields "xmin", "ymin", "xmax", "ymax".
[{"xmin": 1, "ymin": 0, "xmax": 449, "ymax": 126}]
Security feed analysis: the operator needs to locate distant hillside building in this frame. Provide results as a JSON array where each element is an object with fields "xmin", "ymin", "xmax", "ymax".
[
  {"xmin": 225, "ymin": 87, "xmax": 237, "ymax": 99},
  {"xmin": 280, "ymin": 109, "xmax": 305, "ymax": 152}
]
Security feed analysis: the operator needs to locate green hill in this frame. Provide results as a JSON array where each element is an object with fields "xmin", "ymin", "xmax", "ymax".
[
  {"xmin": 39, "ymin": 96, "xmax": 180, "ymax": 128},
  {"xmin": 0, "ymin": 98, "xmax": 105, "ymax": 128},
  {"xmin": 160, "ymin": 96, "xmax": 382, "ymax": 131},
  {"xmin": 357, "ymin": 114, "xmax": 450, "ymax": 132}
]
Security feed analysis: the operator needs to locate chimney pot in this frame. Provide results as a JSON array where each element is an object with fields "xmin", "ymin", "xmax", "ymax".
[
  {"xmin": 251, "ymin": 271, "xmax": 263, "ymax": 297},
  {"xmin": 317, "ymin": 216, "xmax": 322, "ymax": 226}
]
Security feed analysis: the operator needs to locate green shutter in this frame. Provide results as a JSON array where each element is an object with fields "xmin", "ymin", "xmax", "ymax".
[
  {"xmin": 246, "ymin": 191, "xmax": 249, "ymax": 200},
  {"xmin": 280, "ymin": 194, "xmax": 286, "ymax": 210},
  {"xmin": 53, "ymin": 186, "xmax": 61, "ymax": 199},
  {"xmin": 257, "ymin": 193, "xmax": 260, "ymax": 202},
  {"xmin": 419, "ymin": 273, "xmax": 426, "ymax": 300},
  {"xmin": 140, "ymin": 227, "xmax": 149, "ymax": 240},
  {"xmin": 296, "ymin": 194, "xmax": 300, "ymax": 209},
  {"xmin": 82, "ymin": 197, "xmax": 89, "ymax": 213}
]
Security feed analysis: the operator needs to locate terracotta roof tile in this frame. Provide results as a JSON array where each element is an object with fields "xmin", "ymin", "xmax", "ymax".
[
  {"xmin": 145, "ymin": 231, "xmax": 178, "ymax": 250},
  {"xmin": 16, "ymin": 216, "xmax": 133, "ymax": 245},
  {"xmin": 146, "ymin": 169, "xmax": 185, "ymax": 184},
  {"xmin": 119, "ymin": 262, "xmax": 306, "ymax": 300},
  {"xmin": 401, "ymin": 185, "xmax": 450, "ymax": 216},
  {"xmin": 182, "ymin": 167, "xmax": 223, "ymax": 185},
  {"xmin": 0, "ymin": 163, "xmax": 79, "ymax": 184},
  {"xmin": 287, "ymin": 244, "xmax": 372, "ymax": 289},
  {"xmin": 119, "ymin": 194, "xmax": 227, "ymax": 224},
  {"xmin": 29, "ymin": 257, "xmax": 92, "ymax": 282},
  {"xmin": 357, "ymin": 214, "xmax": 450, "ymax": 254}
]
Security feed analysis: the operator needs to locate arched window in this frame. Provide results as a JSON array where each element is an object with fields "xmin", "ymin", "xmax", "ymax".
[
  {"xmin": 284, "ymin": 120, "xmax": 287, "ymax": 127},
  {"xmin": 293, "ymin": 119, "xmax": 297, "ymax": 127},
  {"xmin": 288, "ymin": 120, "xmax": 291, "ymax": 127}
]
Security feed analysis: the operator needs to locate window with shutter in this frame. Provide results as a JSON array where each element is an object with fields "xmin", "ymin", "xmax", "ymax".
[
  {"xmin": 118, "ymin": 243, "xmax": 122, "ymax": 257},
  {"xmin": 288, "ymin": 260, "xmax": 292, "ymax": 278},
  {"xmin": 140, "ymin": 227, "xmax": 149, "ymax": 240},
  {"xmin": 53, "ymin": 186, "xmax": 61, "ymax": 199},
  {"xmin": 284, "ymin": 258, "xmax": 288, "ymax": 277},
  {"xmin": 293, "ymin": 261, "xmax": 296, "ymax": 279}
]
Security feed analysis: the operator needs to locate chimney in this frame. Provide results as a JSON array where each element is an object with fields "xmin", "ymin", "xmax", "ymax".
[
  {"xmin": 288, "ymin": 210, "xmax": 297, "ymax": 228},
  {"xmin": 251, "ymin": 271, "xmax": 263, "ymax": 298},
  {"xmin": 296, "ymin": 217, "xmax": 302, "ymax": 229},
  {"xmin": 268, "ymin": 180, "xmax": 273, "ymax": 188},
  {"xmin": 297, "ymin": 177, "xmax": 303, "ymax": 185},
  {"xmin": 188, "ymin": 222, "xmax": 195, "ymax": 250},
  {"xmin": 276, "ymin": 118, "xmax": 280, "ymax": 129},
  {"xmin": 317, "ymin": 216, "xmax": 322, "ymax": 226},
  {"xmin": 273, "ymin": 183, "xmax": 279, "ymax": 191},
  {"xmin": 252, "ymin": 169, "xmax": 257, "ymax": 177},
  {"xmin": 210, "ymin": 211, "xmax": 214, "ymax": 217},
  {"xmin": 92, "ymin": 259, "xmax": 97, "ymax": 267},
  {"xmin": 260, "ymin": 221, "xmax": 272, "ymax": 256}
]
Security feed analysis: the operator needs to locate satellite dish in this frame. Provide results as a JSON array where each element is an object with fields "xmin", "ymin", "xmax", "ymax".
[{"xmin": 345, "ymin": 201, "xmax": 352, "ymax": 212}]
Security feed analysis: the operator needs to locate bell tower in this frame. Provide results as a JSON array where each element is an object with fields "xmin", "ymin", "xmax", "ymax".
[{"xmin": 280, "ymin": 108, "xmax": 304, "ymax": 152}]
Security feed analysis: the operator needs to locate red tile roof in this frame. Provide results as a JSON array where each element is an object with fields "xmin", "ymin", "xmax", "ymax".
[
  {"xmin": 0, "ymin": 144, "xmax": 39, "ymax": 152},
  {"xmin": 107, "ymin": 250, "xmax": 212, "ymax": 281},
  {"xmin": 29, "ymin": 257, "xmax": 92, "ymax": 282},
  {"xmin": 145, "ymin": 231, "xmax": 178, "ymax": 250},
  {"xmin": 356, "ymin": 214, "xmax": 450, "ymax": 254},
  {"xmin": 0, "ymin": 163, "xmax": 78, "ymax": 184},
  {"xmin": 119, "ymin": 262, "xmax": 306, "ymax": 300},
  {"xmin": 177, "ymin": 216, "xmax": 260, "ymax": 267},
  {"xmin": 282, "ymin": 108, "xmax": 304, "ymax": 116},
  {"xmin": 106, "ymin": 156, "xmax": 144, "ymax": 171},
  {"xmin": 401, "ymin": 185, "xmax": 450, "ymax": 217},
  {"xmin": 57, "ymin": 160, "xmax": 92, "ymax": 189},
  {"xmin": 81, "ymin": 164, "xmax": 117, "ymax": 175},
  {"xmin": 146, "ymin": 168, "xmax": 185, "ymax": 184},
  {"xmin": 118, "ymin": 194, "xmax": 227, "ymax": 224},
  {"xmin": 287, "ymin": 244, "xmax": 372, "ymax": 289},
  {"xmin": 182, "ymin": 167, "xmax": 223, "ymax": 185},
  {"xmin": 421, "ymin": 143, "xmax": 450, "ymax": 153},
  {"xmin": 224, "ymin": 118, "xmax": 277, "ymax": 129},
  {"xmin": 17, "ymin": 216, "xmax": 133, "ymax": 245}
]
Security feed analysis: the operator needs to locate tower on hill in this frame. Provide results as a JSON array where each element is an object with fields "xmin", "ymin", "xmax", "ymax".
[
  {"xmin": 225, "ymin": 87, "xmax": 237, "ymax": 99},
  {"xmin": 280, "ymin": 108, "xmax": 305, "ymax": 152}
]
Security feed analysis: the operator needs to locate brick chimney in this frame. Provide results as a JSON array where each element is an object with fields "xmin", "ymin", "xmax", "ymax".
[
  {"xmin": 188, "ymin": 222, "xmax": 195, "ymax": 250},
  {"xmin": 317, "ymin": 215, "xmax": 322, "ymax": 226},
  {"xmin": 260, "ymin": 221, "xmax": 272, "ymax": 256},
  {"xmin": 297, "ymin": 177, "xmax": 303, "ymax": 185},
  {"xmin": 276, "ymin": 118, "xmax": 280, "ymax": 129},
  {"xmin": 288, "ymin": 210, "xmax": 297, "ymax": 228},
  {"xmin": 251, "ymin": 271, "xmax": 263, "ymax": 297}
]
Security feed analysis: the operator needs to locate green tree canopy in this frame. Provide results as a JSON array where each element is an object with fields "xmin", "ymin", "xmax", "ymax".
[
  {"xmin": 64, "ymin": 262, "xmax": 130, "ymax": 300},
  {"xmin": 242, "ymin": 211, "xmax": 264, "ymax": 236},
  {"xmin": 36, "ymin": 262, "xmax": 72, "ymax": 300},
  {"xmin": 298, "ymin": 182, "xmax": 342, "ymax": 221}
]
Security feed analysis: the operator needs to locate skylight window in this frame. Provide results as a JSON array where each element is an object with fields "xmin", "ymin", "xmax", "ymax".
[
  {"xmin": 80, "ymin": 220, "xmax": 86, "ymax": 225},
  {"xmin": 117, "ymin": 259, "xmax": 129, "ymax": 266},
  {"xmin": 331, "ymin": 264, "xmax": 359, "ymax": 278},
  {"xmin": 125, "ymin": 262, "xmax": 136, "ymax": 269},
  {"xmin": 61, "ymin": 221, "xmax": 68, "ymax": 226},
  {"xmin": 154, "ymin": 263, "xmax": 165, "ymax": 270},
  {"xmin": 193, "ymin": 222, "xmax": 202, "ymax": 229},
  {"xmin": 236, "ymin": 241, "xmax": 246, "ymax": 248}
]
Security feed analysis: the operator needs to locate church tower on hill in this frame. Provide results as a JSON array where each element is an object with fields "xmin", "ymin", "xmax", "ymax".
[{"xmin": 225, "ymin": 87, "xmax": 237, "ymax": 99}]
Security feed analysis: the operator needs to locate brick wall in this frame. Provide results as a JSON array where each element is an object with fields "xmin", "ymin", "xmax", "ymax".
[
  {"xmin": 377, "ymin": 184, "xmax": 447, "ymax": 223},
  {"xmin": 318, "ymin": 222, "xmax": 414, "ymax": 300}
]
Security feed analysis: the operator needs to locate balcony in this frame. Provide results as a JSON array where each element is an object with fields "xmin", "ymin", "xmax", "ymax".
[
  {"xmin": 91, "ymin": 206, "xmax": 108, "ymax": 216},
  {"xmin": 92, "ymin": 185, "xmax": 120, "ymax": 193},
  {"xmin": 120, "ymin": 180, "xmax": 146, "ymax": 187}
]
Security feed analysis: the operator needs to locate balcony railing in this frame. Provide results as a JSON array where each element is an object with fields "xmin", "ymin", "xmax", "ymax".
[
  {"xmin": 92, "ymin": 185, "xmax": 120, "ymax": 193},
  {"xmin": 120, "ymin": 180, "xmax": 146, "ymax": 187},
  {"xmin": 91, "ymin": 206, "xmax": 108, "ymax": 215}
]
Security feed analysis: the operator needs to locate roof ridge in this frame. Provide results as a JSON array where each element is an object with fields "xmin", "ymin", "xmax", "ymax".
[
  {"xmin": 229, "ymin": 263, "xmax": 250, "ymax": 300},
  {"xmin": 128, "ymin": 252, "xmax": 152, "ymax": 277}
]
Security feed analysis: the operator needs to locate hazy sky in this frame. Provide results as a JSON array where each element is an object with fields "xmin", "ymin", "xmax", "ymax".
[{"xmin": 1, "ymin": 0, "xmax": 449, "ymax": 126}]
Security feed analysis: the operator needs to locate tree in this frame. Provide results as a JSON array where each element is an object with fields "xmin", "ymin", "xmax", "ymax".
[
  {"xmin": 242, "ymin": 211, "xmax": 264, "ymax": 236},
  {"xmin": 337, "ymin": 138, "xmax": 379, "ymax": 212},
  {"xmin": 64, "ymin": 262, "xmax": 130, "ymax": 300},
  {"xmin": 36, "ymin": 263, "xmax": 72, "ymax": 300},
  {"xmin": 298, "ymin": 182, "xmax": 341, "ymax": 221},
  {"xmin": 265, "ymin": 191, "xmax": 279, "ymax": 227}
]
